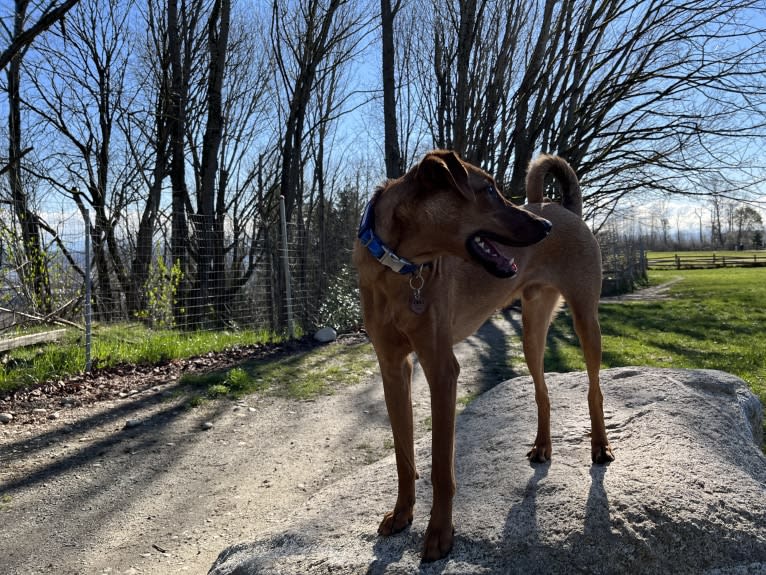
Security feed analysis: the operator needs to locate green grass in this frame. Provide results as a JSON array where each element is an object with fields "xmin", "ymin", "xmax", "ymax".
[
  {"xmin": 545, "ymin": 267, "xmax": 766, "ymax": 443},
  {"xmin": 457, "ymin": 390, "xmax": 480, "ymax": 408},
  {"xmin": 0, "ymin": 323, "xmax": 281, "ymax": 394},
  {"xmin": 0, "ymin": 329, "xmax": 85, "ymax": 391},
  {"xmin": 90, "ymin": 323, "xmax": 280, "ymax": 365},
  {"xmin": 181, "ymin": 340, "xmax": 378, "ymax": 400}
]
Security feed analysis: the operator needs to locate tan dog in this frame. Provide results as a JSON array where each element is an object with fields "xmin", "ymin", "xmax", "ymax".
[{"xmin": 353, "ymin": 150, "xmax": 613, "ymax": 562}]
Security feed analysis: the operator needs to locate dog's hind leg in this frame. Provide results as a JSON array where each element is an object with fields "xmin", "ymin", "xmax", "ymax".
[
  {"xmin": 521, "ymin": 285, "xmax": 562, "ymax": 463},
  {"xmin": 377, "ymin": 346, "xmax": 418, "ymax": 536},
  {"xmin": 569, "ymin": 300, "xmax": 614, "ymax": 464}
]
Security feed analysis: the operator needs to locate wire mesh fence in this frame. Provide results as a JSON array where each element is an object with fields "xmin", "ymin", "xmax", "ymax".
[
  {"xmin": 599, "ymin": 231, "xmax": 648, "ymax": 296},
  {"xmin": 0, "ymin": 196, "xmax": 349, "ymax": 372},
  {"xmin": 1, "ymin": 191, "xmax": 648, "ymax": 374}
]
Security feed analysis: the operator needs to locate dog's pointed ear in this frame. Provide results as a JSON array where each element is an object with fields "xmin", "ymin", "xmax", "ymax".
[{"xmin": 416, "ymin": 150, "xmax": 472, "ymax": 200}]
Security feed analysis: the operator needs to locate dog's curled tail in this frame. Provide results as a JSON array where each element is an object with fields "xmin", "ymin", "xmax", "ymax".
[{"xmin": 525, "ymin": 155, "xmax": 582, "ymax": 218}]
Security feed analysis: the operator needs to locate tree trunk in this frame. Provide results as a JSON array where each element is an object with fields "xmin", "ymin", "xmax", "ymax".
[
  {"xmin": 195, "ymin": 0, "xmax": 230, "ymax": 329},
  {"xmin": 452, "ymin": 0, "xmax": 479, "ymax": 159},
  {"xmin": 127, "ymin": 71, "xmax": 169, "ymax": 317},
  {"xmin": 381, "ymin": 0, "xmax": 403, "ymax": 178},
  {"xmin": 168, "ymin": 0, "xmax": 190, "ymax": 327},
  {"xmin": 508, "ymin": 0, "xmax": 557, "ymax": 199},
  {"xmin": 7, "ymin": 0, "xmax": 52, "ymax": 314}
]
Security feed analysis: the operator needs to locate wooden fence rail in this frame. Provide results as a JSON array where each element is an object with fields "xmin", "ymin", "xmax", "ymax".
[
  {"xmin": 0, "ymin": 329, "xmax": 67, "ymax": 353},
  {"xmin": 647, "ymin": 253, "xmax": 766, "ymax": 270}
]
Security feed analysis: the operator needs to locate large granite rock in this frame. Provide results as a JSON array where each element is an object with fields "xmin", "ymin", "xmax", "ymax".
[{"xmin": 209, "ymin": 367, "xmax": 766, "ymax": 575}]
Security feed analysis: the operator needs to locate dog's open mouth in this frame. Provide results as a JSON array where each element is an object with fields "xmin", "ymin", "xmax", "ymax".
[{"xmin": 466, "ymin": 233, "xmax": 519, "ymax": 278}]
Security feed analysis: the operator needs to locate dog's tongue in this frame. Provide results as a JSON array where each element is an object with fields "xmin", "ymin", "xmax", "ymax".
[
  {"xmin": 493, "ymin": 251, "xmax": 517, "ymax": 275},
  {"xmin": 474, "ymin": 236, "xmax": 517, "ymax": 275},
  {"xmin": 499, "ymin": 256, "xmax": 518, "ymax": 275}
]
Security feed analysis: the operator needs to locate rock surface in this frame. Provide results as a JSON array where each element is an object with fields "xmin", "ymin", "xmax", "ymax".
[
  {"xmin": 209, "ymin": 367, "xmax": 766, "ymax": 575},
  {"xmin": 313, "ymin": 327, "xmax": 337, "ymax": 343}
]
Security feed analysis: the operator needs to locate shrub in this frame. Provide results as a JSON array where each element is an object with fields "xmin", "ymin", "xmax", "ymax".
[
  {"xmin": 316, "ymin": 264, "xmax": 362, "ymax": 332},
  {"xmin": 134, "ymin": 254, "xmax": 183, "ymax": 328}
]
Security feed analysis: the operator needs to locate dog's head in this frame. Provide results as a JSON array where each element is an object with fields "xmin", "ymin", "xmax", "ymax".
[{"xmin": 402, "ymin": 150, "xmax": 551, "ymax": 277}]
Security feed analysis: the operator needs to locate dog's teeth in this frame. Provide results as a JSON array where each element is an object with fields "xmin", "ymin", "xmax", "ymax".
[{"xmin": 475, "ymin": 237, "xmax": 492, "ymax": 254}]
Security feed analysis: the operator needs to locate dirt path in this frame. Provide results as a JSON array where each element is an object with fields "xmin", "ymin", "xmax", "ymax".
[
  {"xmin": 600, "ymin": 277, "xmax": 682, "ymax": 303},
  {"xmin": 0, "ymin": 279, "xmax": 676, "ymax": 575},
  {"xmin": 0, "ymin": 311, "xmax": 527, "ymax": 575}
]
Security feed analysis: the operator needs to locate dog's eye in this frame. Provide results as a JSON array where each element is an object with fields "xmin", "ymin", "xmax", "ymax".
[{"xmin": 484, "ymin": 184, "xmax": 497, "ymax": 196}]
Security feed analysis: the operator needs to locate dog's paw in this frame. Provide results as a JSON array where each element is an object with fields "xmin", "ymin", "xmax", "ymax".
[
  {"xmin": 422, "ymin": 522, "xmax": 454, "ymax": 562},
  {"xmin": 526, "ymin": 443, "xmax": 552, "ymax": 463},
  {"xmin": 592, "ymin": 443, "xmax": 614, "ymax": 464},
  {"xmin": 378, "ymin": 507, "xmax": 413, "ymax": 536}
]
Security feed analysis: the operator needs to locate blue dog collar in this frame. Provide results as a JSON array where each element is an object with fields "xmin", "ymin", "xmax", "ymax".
[{"xmin": 358, "ymin": 199, "xmax": 422, "ymax": 275}]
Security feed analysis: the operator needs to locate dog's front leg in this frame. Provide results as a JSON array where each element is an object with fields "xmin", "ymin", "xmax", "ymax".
[
  {"xmin": 418, "ymin": 348, "xmax": 459, "ymax": 562},
  {"xmin": 378, "ymin": 352, "xmax": 417, "ymax": 536}
]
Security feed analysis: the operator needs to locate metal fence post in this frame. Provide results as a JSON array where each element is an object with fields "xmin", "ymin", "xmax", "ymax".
[
  {"xmin": 84, "ymin": 209, "xmax": 92, "ymax": 372},
  {"xmin": 279, "ymin": 196, "xmax": 295, "ymax": 338}
]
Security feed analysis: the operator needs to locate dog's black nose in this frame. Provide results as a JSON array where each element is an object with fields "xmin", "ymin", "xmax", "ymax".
[{"xmin": 541, "ymin": 219, "xmax": 553, "ymax": 234}]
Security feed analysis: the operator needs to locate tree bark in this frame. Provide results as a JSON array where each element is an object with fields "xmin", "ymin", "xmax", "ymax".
[
  {"xmin": 507, "ymin": 0, "xmax": 557, "ymax": 200},
  {"xmin": 194, "ymin": 0, "xmax": 231, "ymax": 329},
  {"xmin": 381, "ymin": 0, "xmax": 403, "ymax": 178},
  {"xmin": 168, "ymin": 0, "xmax": 190, "ymax": 326},
  {"xmin": 6, "ymin": 0, "xmax": 52, "ymax": 314}
]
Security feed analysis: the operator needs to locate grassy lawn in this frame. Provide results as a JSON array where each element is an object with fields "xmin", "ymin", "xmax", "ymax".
[
  {"xmin": 0, "ymin": 323, "xmax": 282, "ymax": 394},
  {"xmin": 545, "ymin": 267, "xmax": 766, "ymax": 443},
  {"xmin": 181, "ymin": 340, "xmax": 378, "ymax": 401}
]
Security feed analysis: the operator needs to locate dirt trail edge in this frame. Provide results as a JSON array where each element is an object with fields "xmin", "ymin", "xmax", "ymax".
[{"xmin": 0, "ymin": 310, "xmax": 527, "ymax": 575}]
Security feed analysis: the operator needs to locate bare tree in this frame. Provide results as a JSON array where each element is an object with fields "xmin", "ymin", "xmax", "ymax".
[
  {"xmin": 381, "ymin": 0, "xmax": 403, "ymax": 178},
  {"xmin": 427, "ymin": 0, "xmax": 514, "ymax": 160},
  {"xmin": 122, "ymin": 0, "xmax": 173, "ymax": 317},
  {"xmin": 693, "ymin": 207, "xmax": 706, "ymax": 246},
  {"xmin": 302, "ymin": 33, "xmax": 361, "ymax": 323},
  {"xmin": 733, "ymin": 206, "xmax": 762, "ymax": 248},
  {"xmin": 269, "ymin": 0, "xmax": 369, "ymax": 328},
  {"xmin": 120, "ymin": 0, "xmax": 278, "ymax": 329},
  {"xmin": 167, "ymin": 0, "xmax": 194, "ymax": 324},
  {"xmin": 393, "ymin": 4, "xmax": 428, "ymax": 169},
  {"xmin": 413, "ymin": 0, "xmax": 766, "ymax": 223},
  {"xmin": 0, "ymin": 0, "xmax": 79, "ymax": 71},
  {"xmin": 23, "ymin": 0, "xmax": 141, "ymax": 319},
  {"xmin": 189, "ymin": 0, "xmax": 231, "ymax": 329},
  {"xmin": 3, "ymin": 0, "xmax": 56, "ymax": 313},
  {"xmin": 710, "ymin": 192, "xmax": 726, "ymax": 248},
  {"xmin": 504, "ymin": 0, "xmax": 557, "ymax": 199},
  {"xmin": 271, "ymin": 0, "xmax": 366, "ymax": 222},
  {"xmin": 538, "ymin": 1, "xmax": 766, "ymax": 223},
  {"xmin": 204, "ymin": 7, "xmax": 275, "ymax": 322},
  {"xmin": 378, "ymin": 0, "xmax": 429, "ymax": 172}
]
